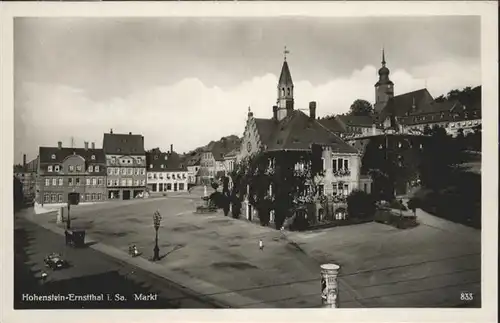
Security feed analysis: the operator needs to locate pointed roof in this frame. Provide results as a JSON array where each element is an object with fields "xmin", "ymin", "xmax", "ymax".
[
  {"xmin": 377, "ymin": 88, "xmax": 434, "ymax": 121},
  {"xmin": 253, "ymin": 110, "xmax": 357, "ymax": 153},
  {"xmin": 278, "ymin": 60, "xmax": 293, "ymax": 85}
]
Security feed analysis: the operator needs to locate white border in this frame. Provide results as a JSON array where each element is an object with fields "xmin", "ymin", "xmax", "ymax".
[{"xmin": 1, "ymin": 2, "xmax": 498, "ymax": 323}]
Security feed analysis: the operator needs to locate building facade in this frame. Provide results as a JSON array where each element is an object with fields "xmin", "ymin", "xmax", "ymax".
[
  {"xmin": 103, "ymin": 131, "xmax": 147, "ymax": 200},
  {"xmin": 37, "ymin": 141, "xmax": 107, "ymax": 205},
  {"xmin": 14, "ymin": 154, "xmax": 38, "ymax": 203},
  {"xmin": 146, "ymin": 146, "xmax": 189, "ymax": 193}
]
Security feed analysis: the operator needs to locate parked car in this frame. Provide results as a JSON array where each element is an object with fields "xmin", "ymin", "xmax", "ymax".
[{"xmin": 44, "ymin": 253, "xmax": 69, "ymax": 270}]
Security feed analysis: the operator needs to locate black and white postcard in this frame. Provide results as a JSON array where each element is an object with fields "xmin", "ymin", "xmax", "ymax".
[{"xmin": 1, "ymin": 2, "xmax": 498, "ymax": 323}]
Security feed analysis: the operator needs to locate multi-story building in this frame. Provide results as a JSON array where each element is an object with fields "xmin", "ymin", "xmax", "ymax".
[
  {"xmin": 146, "ymin": 146, "xmax": 188, "ymax": 193},
  {"xmin": 37, "ymin": 141, "xmax": 107, "ymax": 205},
  {"xmin": 238, "ymin": 53, "xmax": 368, "ymax": 221},
  {"xmin": 14, "ymin": 154, "xmax": 38, "ymax": 202},
  {"xmin": 103, "ymin": 130, "xmax": 147, "ymax": 200},
  {"xmin": 184, "ymin": 153, "xmax": 201, "ymax": 185}
]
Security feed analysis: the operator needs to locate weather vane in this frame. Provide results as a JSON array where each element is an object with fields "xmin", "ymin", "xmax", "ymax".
[{"xmin": 284, "ymin": 46, "xmax": 290, "ymax": 61}]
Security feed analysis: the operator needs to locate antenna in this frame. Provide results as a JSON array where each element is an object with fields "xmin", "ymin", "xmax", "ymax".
[{"xmin": 71, "ymin": 137, "xmax": 74, "ymax": 148}]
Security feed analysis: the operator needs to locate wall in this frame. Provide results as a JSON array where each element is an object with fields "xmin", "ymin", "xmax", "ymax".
[
  {"xmin": 237, "ymin": 117, "xmax": 261, "ymax": 162},
  {"xmin": 320, "ymin": 148, "xmax": 361, "ymax": 196}
]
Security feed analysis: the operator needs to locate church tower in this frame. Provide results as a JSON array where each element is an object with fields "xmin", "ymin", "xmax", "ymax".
[
  {"xmin": 276, "ymin": 47, "xmax": 294, "ymax": 121},
  {"xmin": 374, "ymin": 49, "xmax": 394, "ymax": 114}
]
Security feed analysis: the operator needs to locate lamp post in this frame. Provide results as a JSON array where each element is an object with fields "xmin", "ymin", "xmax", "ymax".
[
  {"xmin": 152, "ymin": 210, "xmax": 162, "ymax": 261},
  {"xmin": 66, "ymin": 202, "xmax": 71, "ymax": 230}
]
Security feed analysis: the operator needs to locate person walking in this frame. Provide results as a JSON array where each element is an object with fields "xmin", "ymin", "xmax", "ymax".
[
  {"xmin": 41, "ymin": 271, "xmax": 48, "ymax": 284},
  {"xmin": 259, "ymin": 239, "xmax": 264, "ymax": 251}
]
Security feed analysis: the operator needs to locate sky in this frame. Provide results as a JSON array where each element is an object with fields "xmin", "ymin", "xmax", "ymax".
[{"xmin": 14, "ymin": 16, "xmax": 481, "ymax": 163}]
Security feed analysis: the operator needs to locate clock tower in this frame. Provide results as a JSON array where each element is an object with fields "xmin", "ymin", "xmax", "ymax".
[{"xmin": 374, "ymin": 48, "xmax": 394, "ymax": 114}]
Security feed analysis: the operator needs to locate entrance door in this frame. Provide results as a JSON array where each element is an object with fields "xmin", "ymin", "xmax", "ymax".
[
  {"xmin": 123, "ymin": 190, "xmax": 131, "ymax": 200},
  {"xmin": 174, "ymin": 183, "xmax": 178, "ymax": 192}
]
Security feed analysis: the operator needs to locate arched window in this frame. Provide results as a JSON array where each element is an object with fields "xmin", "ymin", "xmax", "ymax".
[
  {"xmin": 287, "ymin": 87, "xmax": 291, "ymax": 96},
  {"xmin": 281, "ymin": 88, "xmax": 285, "ymax": 96}
]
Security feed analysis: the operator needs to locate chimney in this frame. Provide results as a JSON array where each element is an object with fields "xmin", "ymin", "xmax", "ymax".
[
  {"xmin": 272, "ymin": 106, "xmax": 278, "ymax": 120},
  {"xmin": 91, "ymin": 142, "xmax": 95, "ymax": 150},
  {"xmin": 110, "ymin": 128, "xmax": 113, "ymax": 134},
  {"xmin": 58, "ymin": 141, "xmax": 62, "ymax": 149},
  {"xmin": 84, "ymin": 141, "xmax": 89, "ymax": 150},
  {"xmin": 23, "ymin": 154, "xmax": 26, "ymax": 167},
  {"xmin": 170, "ymin": 144, "xmax": 173, "ymax": 153},
  {"xmin": 309, "ymin": 101, "xmax": 317, "ymax": 120}
]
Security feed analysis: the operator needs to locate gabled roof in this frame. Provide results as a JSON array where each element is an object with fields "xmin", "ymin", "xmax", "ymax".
[
  {"xmin": 103, "ymin": 132, "xmax": 145, "ymax": 155},
  {"xmin": 254, "ymin": 118, "xmax": 277, "ymax": 146},
  {"xmin": 146, "ymin": 150, "xmax": 187, "ymax": 172},
  {"xmin": 258, "ymin": 110, "xmax": 358, "ymax": 154},
  {"xmin": 378, "ymin": 88, "xmax": 434, "ymax": 121},
  {"xmin": 278, "ymin": 61, "xmax": 293, "ymax": 85},
  {"xmin": 337, "ymin": 115, "xmax": 375, "ymax": 127},
  {"xmin": 39, "ymin": 147, "xmax": 106, "ymax": 164},
  {"xmin": 318, "ymin": 117, "xmax": 346, "ymax": 133}
]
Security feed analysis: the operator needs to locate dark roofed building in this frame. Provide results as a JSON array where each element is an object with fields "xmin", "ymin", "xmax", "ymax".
[
  {"xmin": 238, "ymin": 53, "xmax": 369, "ymax": 208},
  {"xmin": 37, "ymin": 141, "xmax": 107, "ymax": 205},
  {"xmin": 102, "ymin": 130, "xmax": 147, "ymax": 200},
  {"xmin": 146, "ymin": 147, "xmax": 188, "ymax": 194}
]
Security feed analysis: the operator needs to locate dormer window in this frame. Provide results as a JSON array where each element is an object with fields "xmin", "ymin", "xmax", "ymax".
[
  {"xmin": 161, "ymin": 164, "xmax": 164, "ymax": 169},
  {"xmin": 69, "ymin": 165, "xmax": 74, "ymax": 172},
  {"xmin": 76, "ymin": 165, "xmax": 82, "ymax": 172},
  {"xmin": 164, "ymin": 155, "xmax": 168, "ymax": 160},
  {"xmin": 54, "ymin": 165, "xmax": 60, "ymax": 172},
  {"xmin": 149, "ymin": 164, "xmax": 153, "ymax": 169},
  {"xmin": 91, "ymin": 155, "xmax": 96, "ymax": 160},
  {"xmin": 89, "ymin": 166, "xmax": 94, "ymax": 172},
  {"xmin": 48, "ymin": 166, "xmax": 53, "ymax": 172},
  {"xmin": 51, "ymin": 154, "xmax": 56, "ymax": 160}
]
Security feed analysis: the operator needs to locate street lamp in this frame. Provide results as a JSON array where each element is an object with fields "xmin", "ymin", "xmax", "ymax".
[{"xmin": 152, "ymin": 210, "xmax": 162, "ymax": 261}]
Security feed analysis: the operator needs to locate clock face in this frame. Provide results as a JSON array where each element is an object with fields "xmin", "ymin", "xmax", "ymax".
[{"xmin": 247, "ymin": 142, "xmax": 252, "ymax": 152}]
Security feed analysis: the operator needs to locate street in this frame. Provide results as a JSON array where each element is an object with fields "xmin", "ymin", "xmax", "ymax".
[
  {"xmin": 14, "ymin": 214, "xmax": 220, "ymax": 309},
  {"xmin": 23, "ymin": 194, "xmax": 482, "ymax": 308}
]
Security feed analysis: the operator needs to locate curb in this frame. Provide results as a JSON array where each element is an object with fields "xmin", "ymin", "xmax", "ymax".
[{"xmin": 22, "ymin": 213, "xmax": 269, "ymax": 308}]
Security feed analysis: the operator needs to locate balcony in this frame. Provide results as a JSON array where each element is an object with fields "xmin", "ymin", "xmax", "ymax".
[{"xmin": 332, "ymin": 169, "xmax": 351, "ymax": 177}]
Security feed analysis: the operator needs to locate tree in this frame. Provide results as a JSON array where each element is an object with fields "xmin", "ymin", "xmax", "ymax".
[
  {"xmin": 347, "ymin": 190, "xmax": 376, "ymax": 218},
  {"xmin": 348, "ymin": 99, "xmax": 374, "ymax": 116}
]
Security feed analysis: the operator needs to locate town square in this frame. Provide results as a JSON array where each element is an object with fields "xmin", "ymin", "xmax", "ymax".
[{"xmin": 5, "ymin": 10, "xmax": 493, "ymax": 314}]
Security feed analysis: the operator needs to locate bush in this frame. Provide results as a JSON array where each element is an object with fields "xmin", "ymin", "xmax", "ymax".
[
  {"xmin": 389, "ymin": 199, "xmax": 407, "ymax": 211},
  {"xmin": 347, "ymin": 190, "xmax": 376, "ymax": 218}
]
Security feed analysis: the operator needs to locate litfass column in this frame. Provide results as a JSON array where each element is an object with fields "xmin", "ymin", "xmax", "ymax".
[{"xmin": 321, "ymin": 263, "xmax": 340, "ymax": 308}]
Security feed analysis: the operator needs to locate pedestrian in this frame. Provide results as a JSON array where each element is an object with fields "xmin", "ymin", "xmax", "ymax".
[
  {"xmin": 259, "ymin": 239, "xmax": 264, "ymax": 251},
  {"xmin": 41, "ymin": 271, "xmax": 48, "ymax": 284}
]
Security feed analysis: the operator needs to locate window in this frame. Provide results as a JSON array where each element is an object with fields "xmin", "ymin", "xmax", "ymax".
[
  {"xmin": 318, "ymin": 184, "xmax": 324, "ymax": 196},
  {"xmin": 76, "ymin": 165, "xmax": 82, "ymax": 172},
  {"xmin": 114, "ymin": 180, "xmax": 119, "ymax": 186},
  {"xmin": 98, "ymin": 193, "xmax": 102, "ymax": 200},
  {"xmin": 343, "ymin": 159, "xmax": 349, "ymax": 170},
  {"xmin": 134, "ymin": 168, "xmax": 139, "ymax": 175},
  {"xmin": 364, "ymin": 183, "xmax": 368, "ymax": 192},
  {"xmin": 108, "ymin": 179, "xmax": 113, "ymax": 186},
  {"xmin": 45, "ymin": 178, "xmax": 50, "ymax": 186},
  {"xmin": 108, "ymin": 168, "xmax": 113, "ymax": 175},
  {"xmin": 338, "ymin": 159, "xmax": 343, "ymax": 170},
  {"xmin": 58, "ymin": 178, "xmax": 63, "ymax": 186},
  {"xmin": 51, "ymin": 194, "xmax": 57, "ymax": 203},
  {"xmin": 52, "ymin": 178, "xmax": 57, "ymax": 186},
  {"xmin": 121, "ymin": 179, "xmax": 127, "ymax": 186},
  {"xmin": 98, "ymin": 178, "xmax": 103, "ymax": 185},
  {"xmin": 150, "ymin": 164, "xmax": 153, "ymax": 169},
  {"xmin": 135, "ymin": 180, "xmax": 139, "ymax": 186},
  {"xmin": 95, "ymin": 166, "xmax": 99, "ymax": 172},
  {"xmin": 86, "ymin": 178, "xmax": 90, "ymax": 185},
  {"xmin": 92, "ymin": 193, "xmax": 96, "ymax": 200},
  {"xmin": 58, "ymin": 194, "xmax": 63, "ymax": 202},
  {"xmin": 127, "ymin": 179, "xmax": 132, "ymax": 186},
  {"xmin": 51, "ymin": 154, "xmax": 56, "ymax": 160},
  {"xmin": 148, "ymin": 173, "xmax": 153, "ymax": 179},
  {"xmin": 44, "ymin": 194, "xmax": 50, "ymax": 203},
  {"xmin": 85, "ymin": 193, "xmax": 90, "ymax": 201},
  {"xmin": 140, "ymin": 180, "xmax": 145, "ymax": 186},
  {"xmin": 89, "ymin": 166, "xmax": 94, "ymax": 172},
  {"xmin": 112, "ymin": 157, "xmax": 116, "ymax": 164},
  {"xmin": 91, "ymin": 155, "xmax": 96, "ymax": 160},
  {"xmin": 69, "ymin": 178, "xmax": 73, "ymax": 186},
  {"xmin": 128, "ymin": 168, "xmax": 133, "ymax": 175},
  {"xmin": 287, "ymin": 87, "xmax": 291, "ymax": 96},
  {"xmin": 69, "ymin": 165, "xmax": 74, "ymax": 172},
  {"xmin": 92, "ymin": 178, "xmax": 97, "ymax": 185},
  {"xmin": 121, "ymin": 168, "xmax": 126, "ymax": 175},
  {"xmin": 114, "ymin": 168, "xmax": 119, "ymax": 175},
  {"xmin": 161, "ymin": 164, "xmax": 164, "ymax": 169},
  {"xmin": 54, "ymin": 165, "xmax": 60, "ymax": 172},
  {"xmin": 48, "ymin": 166, "xmax": 53, "ymax": 172},
  {"xmin": 153, "ymin": 173, "xmax": 158, "ymax": 179},
  {"xmin": 167, "ymin": 183, "xmax": 172, "ymax": 191},
  {"xmin": 179, "ymin": 183, "xmax": 185, "ymax": 191},
  {"xmin": 332, "ymin": 159, "xmax": 337, "ymax": 170}
]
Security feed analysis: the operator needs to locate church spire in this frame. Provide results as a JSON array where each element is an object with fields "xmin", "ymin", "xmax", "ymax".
[{"xmin": 276, "ymin": 46, "xmax": 294, "ymax": 121}]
